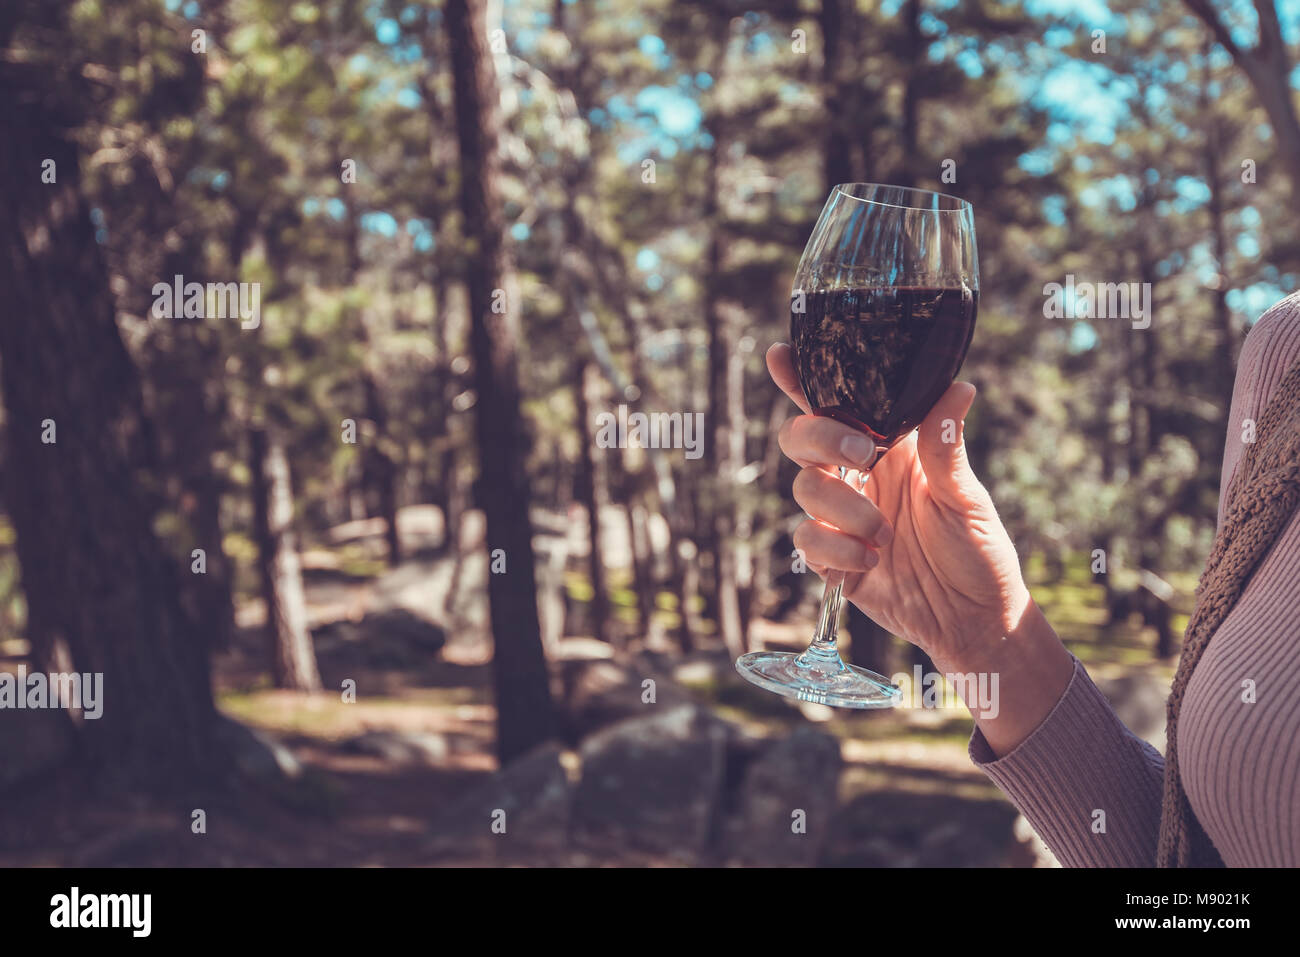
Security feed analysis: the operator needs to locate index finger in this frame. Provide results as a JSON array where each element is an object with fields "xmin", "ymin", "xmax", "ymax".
[{"xmin": 766, "ymin": 342, "xmax": 811, "ymax": 414}]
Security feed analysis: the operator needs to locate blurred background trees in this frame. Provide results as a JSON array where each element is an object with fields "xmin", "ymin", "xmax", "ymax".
[{"xmin": 1, "ymin": 0, "xmax": 1297, "ymax": 863}]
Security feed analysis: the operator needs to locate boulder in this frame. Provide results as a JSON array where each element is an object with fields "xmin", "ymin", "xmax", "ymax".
[
  {"xmin": 821, "ymin": 791, "xmax": 1021, "ymax": 867},
  {"xmin": 571, "ymin": 704, "xmax": 731, "ymax": 860},
  {"xmin": 558, "ymin": 654, "xmax": 692, "ymax": 743},
  {"xmin": 1093, "ymin": 670, "xmax": 1168, "ymax": 750},
  {"xmin": 366, "ymin": 607, "xmax": 448, "ymax": 652},
  {"xmin": 428, "ymin": 741, "xmax": 571, "ymax": 860},
  {"xmin": 723, "ymin": 728, "xmax": 843, "ymax": 866},
  {"xmin": 0, "ymin": 706, "xmax": 75, "ymax": 791},
  {"xmin": 313, "ymin": 607, "xmax": 446, "ymax": 668},
  {"xmin": 214, "ymin": 715, "xmax": 302, "ymax": 781},
  {"xmin": 342, "ymin": 729, "xmax": 449, "ymax": 765}
]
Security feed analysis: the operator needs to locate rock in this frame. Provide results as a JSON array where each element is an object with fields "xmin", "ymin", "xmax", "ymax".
[
  {"xmin": 721, "ymin": 725, "xmax": 768, "ymax": 796},
  {"xmin": 428, "ymin": 742, "xmax": 571, "ymax": 860},
  {"xmin": 572, "ymin": 704, "xmax": 731, "ymax": 860},
  {"xmin": 214, "ymin": 715, "xmax": 302, "ymax": 780},
  {"xmin": 313, "ymin": 607, "xmax": 446, "ymax": 668},
  {"xmin": 74, "ymin": 822, "xmax": 180, "ymax": 867},
  {"xmin": 640, "ymin": 647, "xmax": 733, "ymax": 690},
  {"xmin": 558, "ymin": 655, "xmax": 693, "ymax": 743},
  {"xmin": 0, "ymin": 706, "xmax": 75, "ymax": 790},
  {"xmin": 723, "ymin": 728, "xmax": 843, "ymax": 866},
  {"xmin": 342, "ymin": 729, "xmax": 450, "ymax": 765},
  {"xmin": 369, "ymin": 607, "xmax": 448, "ymax": 651},
  {"xmin": 1093, "ymin": 671, "xmax": 1168, "ymax": 750},
  {"xmin": 822, "ymin": 792, "xmax": 1020, "ymax": 867}
]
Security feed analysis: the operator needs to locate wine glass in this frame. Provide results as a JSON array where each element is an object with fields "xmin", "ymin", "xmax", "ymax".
[{"xmin": 736, "ymin": 183, "xmax": 979, "ymax": 708}]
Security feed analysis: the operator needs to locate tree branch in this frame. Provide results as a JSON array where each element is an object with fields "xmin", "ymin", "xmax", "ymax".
[
  {"xmin": 1252, "ymin": 0, "xmax": 1286, "ymax": 61},
  {"xmin": 1183, "ymin": 0, "xmax": 1243, "ymax": 61}
]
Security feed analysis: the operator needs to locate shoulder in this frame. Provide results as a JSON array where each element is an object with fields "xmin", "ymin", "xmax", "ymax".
[
  {"xmin": 1218, "ymin": 292, "xmax": 1300, "ymax": 523},
  {"xmin": 1237, "ymin": 292, "xmax": 1300, "ymax": 406}
]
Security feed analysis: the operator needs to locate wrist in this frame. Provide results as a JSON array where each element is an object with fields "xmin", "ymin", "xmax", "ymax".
[
  {"xmin": 936, "ymin": 596, "xmax": 1053, "ymax": 673},
  {"xmin": 935, "ymin": 597, "xmax": 1075, "ymax": 758}
]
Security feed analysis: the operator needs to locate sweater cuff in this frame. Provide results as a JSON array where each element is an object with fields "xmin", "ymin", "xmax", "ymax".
[
  {"xmin": 967, "ymin": 654, "xmax": 1165, "ymax": 867},
  {"xmin": 968, "ymin": 653, "xmax": 1092, "ymax": 767}
]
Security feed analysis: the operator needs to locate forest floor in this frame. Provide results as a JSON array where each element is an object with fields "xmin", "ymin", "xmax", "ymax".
[{"xmin": 0, "ymin": 506, "xmax": 1181, "ymax": 867}]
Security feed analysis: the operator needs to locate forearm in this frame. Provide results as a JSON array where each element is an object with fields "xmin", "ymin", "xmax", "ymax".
[{"xmin": 932, "ymin": 596, "xmax": 1074, "ymax": 757}]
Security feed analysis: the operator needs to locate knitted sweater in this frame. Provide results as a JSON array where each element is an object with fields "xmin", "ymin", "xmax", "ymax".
[{"xmin": 969, "ymin": 292, "xmax": 1300, "ymax": 867}]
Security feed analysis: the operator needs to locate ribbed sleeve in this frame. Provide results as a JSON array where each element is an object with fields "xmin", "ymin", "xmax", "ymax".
[{"xmin": 968, "ymin": 656, "xmax": 1165, "ymax": 867}]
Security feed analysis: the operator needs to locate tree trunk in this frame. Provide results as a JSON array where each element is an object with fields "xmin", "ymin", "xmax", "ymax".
[
  {"xmin": 443, "ymin": 452, "xmax": 470, "ymax": 617},
  {"xmin": 1242, "ymin": 53, "xmax": 1300, "ymax": 203},
  {"xmin": 573, "ymin": 358, "xmax": 612, "ymax": 643},
  {"xmin": 134, "ymin": 176, "xmax": 237, "ymax": 654},
  {"xmin": 249, "ymin": 428, "xmax": 321, "ymax": 691},
  {"xmin": 820, "ymin": 0, "xmax": 854, "ymax": 189},
  {"xmin": 1200, "ymin": 44, "xmax": 1238, "ymax": 420},
  {"xmin": 1185, "ymin": 0, "xmax": 1300, "ymax": 203},
  {"xmin": 363, "ymin": 372, "xmax": 402, "ymax": 566},
  {"xmin": 340, "ymin": 193, "xmax": 402, "ymax": 567},
  {"xmin": 747, "ymin": 390, "xmax": 794, "ymax": 628},
  {"xmin": 445, "ymin": 0, "xmax": 559, "ymax": 763},
  {"xmin": 846, "ymin": 603, "xmax": 891, "ymax": 677},
  {"xmin": 625, "ymin": 483, "xmax": 661, "ymax": 645},
  {"xmin": 676, "ymin": 539, "xmax": 700, "ymax": 654},
  {"xmin": 896, "ymin": 0, "xmax": 923, "ymax": 187},
  {"xmin": 185, "ymin": 422, "xmax": 236, "ymax": 650},
  {"xmin": 145, "ymin": 322, "xmax": 237, "ymax": 653},
  {"xmin": 0, "ymin": 42, "xmax": 220, "ymax": 791},
  {"xmin": 1132, "ymin": 185, "xmax": 1176, "ymax": 661},
  {"xmin": 703, "ymin": 138, "xmax": 746, "ymax": 660},
  {"xmin": 672, "ymin": 485, "xmax": 702, "ymax": 653}
]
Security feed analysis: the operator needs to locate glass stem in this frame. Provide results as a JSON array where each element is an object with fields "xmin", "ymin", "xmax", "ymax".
[
  {"xmin": 798, "ymin": 465, "xmax": 858, "ymax": 667},
  {"xmin": 805, "ymin": 573, "xmax": 845, "ymax": 659}
]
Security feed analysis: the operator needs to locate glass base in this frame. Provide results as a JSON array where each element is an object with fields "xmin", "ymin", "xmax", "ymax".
[{"xmin": 735, "ymin": 648, "xmax": 901, "ymax": 709}]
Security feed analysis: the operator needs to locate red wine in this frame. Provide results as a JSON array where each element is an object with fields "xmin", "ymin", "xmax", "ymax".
[{"xmin": 791, "ymin": 286, "xmax": 977, "ymax": 451}]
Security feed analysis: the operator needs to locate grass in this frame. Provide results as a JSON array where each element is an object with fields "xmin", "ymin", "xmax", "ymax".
[
  {"xmin": 1026, "ymin": 552, "xmax": 1194, "ymax": 668},
  {"xmin": 218, "ymin": 684, "xmax": 485, "ymax": 739}
]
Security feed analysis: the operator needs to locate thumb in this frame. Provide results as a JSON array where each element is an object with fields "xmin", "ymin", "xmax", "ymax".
[{"xmin": 916, "ymin": 381, "xmax": 980, "ymax": 505}]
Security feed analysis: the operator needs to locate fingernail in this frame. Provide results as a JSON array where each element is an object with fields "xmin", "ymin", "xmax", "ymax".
[
  {"xmin": 841, "ymin": 433, "xmax": 874, "ymax": 466},
  {"xmin": 873, "ymin": 522, "xmax": 893, "ymax": 548},
  {"xmin": 855, "ymin": 545, "xmax": 879, "ymax": 570}
]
